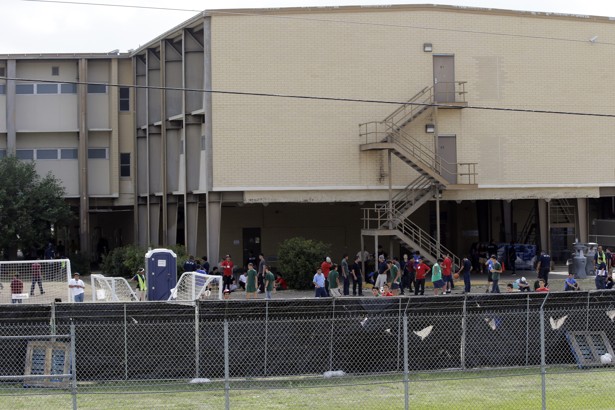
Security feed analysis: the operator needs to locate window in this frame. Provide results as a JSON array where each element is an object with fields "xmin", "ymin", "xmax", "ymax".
[
  {"xmin": 88, "ymin": 148, "xmax": 108, "ymax": 159},
  {"xmin": 51, "ymin": 66, "xmax": 59, "ymax": 76},
  {"xmin": 36, "ymin": 149, "xmax": 59, "ymax": 160},
  {"xmin": 87, "ymin": 83, "xmax": 107, "ymax": 94},
  {"xmin": 60, "ymin": 83, "xmax": 77, "ymax": 94},
  {"xmin": 0, "ymin": 67, "xmax": 5, "ymax": 77},
  {"xmin": 16, "ymin": 84, "xmax": 34, "ymax": 94},
  {"xmin": 60, "ymin": 148, "xmax": 78, "ymax": 159},
  {"xmin": 120, "ymin": 153, "xmax": 130, "ymax": 177},
  {"xmin": 37, "ymin": 84, "xmax": 58, "ymax": 94},
  {"xmin": 119, "ymin": 87, "xmax": 130, "ymax": 111},
  {"xmin": 0, "ymin": 84, "xmax": 5, "ymax": 94},
  {"xmin": 0, "ymin": 149, "xmax": 6, "ymax": 158},
  {"xmin": 16, "ymin": 149, "xmax": 34, "ymax": 160}
]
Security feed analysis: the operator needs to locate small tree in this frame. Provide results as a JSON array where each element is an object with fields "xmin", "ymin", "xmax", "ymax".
[{"xmin": 277, "ymin": 237, "xmax": 330, "ymax": 290}]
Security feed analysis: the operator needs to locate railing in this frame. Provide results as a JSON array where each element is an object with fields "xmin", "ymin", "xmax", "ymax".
[
  {"xmin": 359, "ymin": 122, "xmax": 477, "ymax": 184},
  {"xmin": 434, "ymin": 81, "xmax": 468, "ymax": 104},
  {"xmin": 551, "ymin": 198, "xmax": 576, "ymax": 224},
  {"xmin": 374, "ymin": 174, "xmax": 433, "ymax": 216},
  {"xmin": 362, "ymin": 207, "xmax": 461, "ymax": 268}
]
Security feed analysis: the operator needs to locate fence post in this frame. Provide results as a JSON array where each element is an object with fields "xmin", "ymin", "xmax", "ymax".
[
  {"xmin": 586, "ymin": 290, "xmax": 590, "ymax": 331},
  {"xmin": 195, "ymin": 303, "xmax": 200, "ymax": 378},
  {"xmin": 123, "ymin": 303, "xmax": 128, "ymax": 380},
  {"xmin": 525, "ymin": 294, "xmax": 530, "ymax": 366},
  {"xmin": 224, "ymin": 319, "xmax": 230, "ymax": 410},
  {"xmin": 329, "ymin": 298, "xmax": 336, "ymax": 371},
  {"xmin": 461, "ymin": 296, "xmax": 466, "ymax": 370},
  {"xmin": 70, "ymin": 321, "xmax": 77, "ymax": 410},
  {"xmin": 540, "ymin": 294, "xmax": 549, "ymax": 410},
  {"xmin": 403, "ymin": 313, "xmax": 409, "ymax": 410},
  {"xmin": 264, "ymin": 300, "xmax": 269, "ymax": 377}
]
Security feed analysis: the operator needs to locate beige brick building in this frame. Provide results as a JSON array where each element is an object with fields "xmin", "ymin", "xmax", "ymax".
[{"xmin": 3, "ymin": 4, "xmax": 615, "ymax": 267}]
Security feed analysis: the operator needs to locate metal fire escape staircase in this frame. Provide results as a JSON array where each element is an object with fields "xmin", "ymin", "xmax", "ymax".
[{"xmin": 359, "ymin": 83, "xmax": 476, "ymax": 268}]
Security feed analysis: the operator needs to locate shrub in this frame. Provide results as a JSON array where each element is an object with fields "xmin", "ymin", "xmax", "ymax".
[
  {"xmin": 101, "ymin": 244, "xmax": 147, "ymax": 277},
  {"xmin": 277, "ymin": 237, "xmax": 330, "ymax": 290},
  {"xmin": 69, "ymin": 251, "xmax": 92, "ymax": 275}
]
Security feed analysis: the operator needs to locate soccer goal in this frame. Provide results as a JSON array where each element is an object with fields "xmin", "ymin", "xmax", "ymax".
[
  {"xmin": 90, "ymin": 274, "xmax": 138, "ymax": 302},
  {"xmin": 0, "ymin": 258, "xmax": 72, "ymax": 304},
  {"xmin": 169, "ymin": 272, "xmax": 223, "ymax": 301}
]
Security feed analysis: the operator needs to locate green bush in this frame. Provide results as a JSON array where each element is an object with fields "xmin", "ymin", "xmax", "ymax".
[
  {"xmin": 101, "ymin": 244, "xmax": 147, "ymax": 278},
  {"xmin": 277, "ymin": 237, "xmax": 330, "ymax": 290},
  {"xmin": 68, "ymin": 251, "xmax": 92, "ymax": 275},
  {"xmin": 101, "ymin": 244, "xmax": 190, "ymax": 278}
]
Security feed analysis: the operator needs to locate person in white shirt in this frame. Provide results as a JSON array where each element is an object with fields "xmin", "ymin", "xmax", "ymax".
[
  {"xmin": 68, "ymin": 272, "xmax": 85, "ymax": 302},
  {"xmin": 238, "ymin": 272, "xmax": 247, "ymax": 290}
]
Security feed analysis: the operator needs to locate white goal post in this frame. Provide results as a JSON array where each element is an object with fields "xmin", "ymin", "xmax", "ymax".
[
  {"xmin": 169, "ymin": 272, "xmax": 223, "ymax": 301},
  {"xmin": 0, "ymin": 258, "xmax": 72, "ymax": 304},
  {"xmin": 90, "ymin": 274, "xmax": 139, "ymax": 302}
]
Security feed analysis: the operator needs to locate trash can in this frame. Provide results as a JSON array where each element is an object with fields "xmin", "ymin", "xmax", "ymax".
[{"xmin": 145, "ymin": 248, "xmax": 177, "ymax": 301}]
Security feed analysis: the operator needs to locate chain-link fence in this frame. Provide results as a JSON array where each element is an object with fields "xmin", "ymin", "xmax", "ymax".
[{"xmin": 1, "ymin": 292, "xmax": 615, "ymax": 409}]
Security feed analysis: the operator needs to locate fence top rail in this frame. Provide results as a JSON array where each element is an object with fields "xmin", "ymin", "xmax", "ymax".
[{"xmin": 0, "ymin": 334, "xmax": 70, "ymax": 340}]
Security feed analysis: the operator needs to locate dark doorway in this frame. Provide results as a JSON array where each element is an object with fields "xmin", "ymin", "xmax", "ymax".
[{"xmin": 242, "ymin": 228, "xmax": 261, "ymax": 269}]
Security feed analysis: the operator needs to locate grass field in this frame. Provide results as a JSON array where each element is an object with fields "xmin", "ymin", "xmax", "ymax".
[{"xmin": 3, "ymin": 367, "xmax": 615, "ymax": 409}]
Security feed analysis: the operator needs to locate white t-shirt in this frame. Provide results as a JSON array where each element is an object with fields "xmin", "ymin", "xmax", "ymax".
[
  {"xmin": 69, "ymin": 278, "xmax": 85, "ymax": 297},
  {"xmin": 239, "ymin": 274, "xmax": 247, "ymax": 284}
]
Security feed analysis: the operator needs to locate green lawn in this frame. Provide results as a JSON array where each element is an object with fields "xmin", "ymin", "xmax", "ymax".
[{"xmin": 2, "ymin": 368, "xmax": 614, "ymax": 409}]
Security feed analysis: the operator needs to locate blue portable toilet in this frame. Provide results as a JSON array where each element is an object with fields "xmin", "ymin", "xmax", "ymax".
[{"xmin": 145, "ymin": 248, "xmax": 177, "ymax": 301}]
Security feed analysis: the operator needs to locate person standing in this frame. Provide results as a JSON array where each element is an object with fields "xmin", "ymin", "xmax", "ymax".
[
  {"xmin": 442, "ymin": 253, "xmax": 453, "ymax": 294},
  {"xmin": 490, "ymin": 255, "xmax": 502, "ymax": 294},
  {"xmin": 414, "ymin": 258, "xmax": 430, "ymax": 296},
  {"xmin": 390, "ymin": 258, "xmax": 401, "ymax": 295},
  {"xmin": 221, "ymin": 255, "xmax": 234, "ymax": 292},
  {"xmin": 431, "ymin": 258, "xmax": 445, "ymax": 296},
  {"xmin": 536, "ymin": 251, "xmax": 551, "ymax": 287},
  {"xmin": 457, "ymin": 256, "xmax": 472, "ymax": 294},
  {"xmin": 375, "ymin": 256, "xmax": 389, "ymax": 290},
  {"xmin": 30, "ymin": 258, "xmax": 45, "ymax": 296},
  {"xmin": 201, "ymin": 256, "xmax": 210, "ymax": 274},
  {"xmin": 328, "ymin": 264, "xmax": 341, "ymax": 298},
  {"xmin": 246, "ymin": 263, "xmax": 258, "ymax": 299},
  {"xmin": 183, "ymin": 255, "xmax": 197, "ymax": 273},
  {"xmin": 264, "ymin": 265, "xmax": 275, "ymax": 300},
  {"xmin": 340, "ymin": 254, "xmax": 350, "ymax": 296},
  {"xmin": 68, "ymin": 272, "xmax": 85, "ymax": 302},
  {"xmin": 313, "ymin": 268, "xmax": 327, "ymax": 298},
  {"xmin": 257, "ymin": 253, "xmax": 266, "ymax": 293},
  {"xmin": 351, "ymin": 255, "xmax": 363, "ymax": 296},
  {"xmin": 321, "ymin": 257, "xmax": 332, "ymax": 297},
  {"xmin": 402, "ymin": 254, "xmax": 414, "ymax": 294},
  {"xmin": 130, "ymin": 268, "xmax": 147, "ymax": 301},
  {"xmin": 10, "ymin": 273, "xmax": 24, "ymax": 304},
  {"xmin": 595, "ymin": 262, "xmax": 608, "ymax": 290},
  {"xmin": 594, "ymin": 246, "xmax": 607, "ymax": 274}
]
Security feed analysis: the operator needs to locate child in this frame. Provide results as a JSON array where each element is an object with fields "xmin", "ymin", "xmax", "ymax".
[
  {"xmin": 431, "ymin": 257, "xmax": 445, "ymax": 296},
  {"xmin": 564, "ymin": 273, "xmax": 580, "ymax": 291},
  {"xmin": 381, "ymin": 284, "xmax": 394, "ymax": 297}
]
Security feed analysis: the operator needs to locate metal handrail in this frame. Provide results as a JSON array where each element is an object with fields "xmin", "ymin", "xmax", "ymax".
[{"xmin": 362, "ymin": 207, "xmax": 461, "ymax": 268}]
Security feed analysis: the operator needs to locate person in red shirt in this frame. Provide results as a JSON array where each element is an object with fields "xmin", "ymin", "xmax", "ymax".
[
  {"xmin": 220, "ymin": 255, "xmax": 234, "ymax": 292},
  {"xmin": 11, "ymin": 274, "xmax": 24, "ymax": 304},
  {"xmin": 442, "ymin": 253, "xmax": 453, "ymax": 294},
  {"xmin": 274, "ymin": 273, "xmax": 288, "ymax": 290},
  {"xmin": 414, "ymin": 258, "xmax": 430, "ymax": 296},
  {"xmin": 321, "ymin": 257, "xmax": 332, "ymax": 296},
  {"xmin": 535, "ymin": 279, "xmax": 549, "ymax": 293}
]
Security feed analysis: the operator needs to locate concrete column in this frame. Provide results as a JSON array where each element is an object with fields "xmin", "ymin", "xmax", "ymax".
[
  {"xmin": 137, "ymin": 204, "xmax": 148, "ymax": 248},
  {"xmin": 6, "ymin": 60, "xmax": 16, "ymax": 155},
  {"xmin": 167, "ymin": 201, "xmax": 178, "ymax": 246},
  {"xmin": 577, "ymin": 198, "xmax": 588, "ymax": 243},
  {"xmin": 538, "ymin": 199, "xmax": 548, "ymax": 252},
  {"xmin": 149, "ymin": 202, "xmax": 160, "ymax": 247},
  {"xmin": 207, "ymin": 198, "xmax": 221, "ymax": 264},
  {"xmin": 78, "ymin": 59, "xmax": 90, "ymax": 255},
  {"xmin": 186, "ymin": 198, "xmax": 199, "ymax": 257}
]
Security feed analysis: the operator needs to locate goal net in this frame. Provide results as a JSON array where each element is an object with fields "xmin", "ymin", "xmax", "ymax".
[
  {"xmin": 90, "ymin": 274, "xmax": 138, "ymax": 302},
  {"xmin": 169, "ymin": 272, "xmax": 223, "ymax": 301},
  {"xmin": 0, "ymin": 259, "xmax": 71, "ymax": 304}
]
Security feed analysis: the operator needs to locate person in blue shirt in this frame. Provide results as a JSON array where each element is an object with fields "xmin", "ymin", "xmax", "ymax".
[
  {"xmin": 313, "ymin": 268, "xmax": 327, "ymax": 298},
  {"xmin": 564, "ymin": 273, "xmax": 579, "ymax": 291}
]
